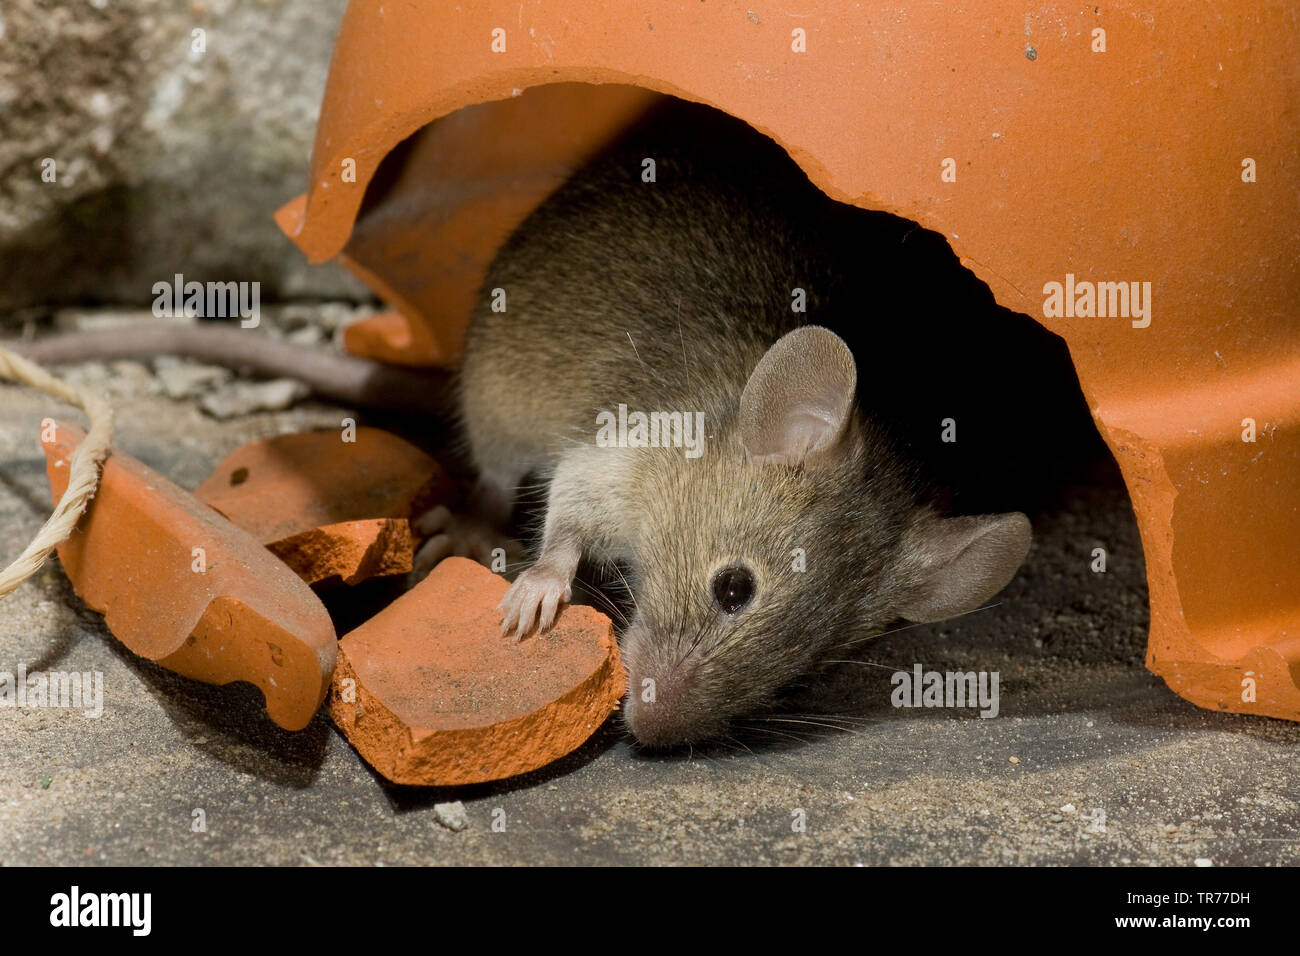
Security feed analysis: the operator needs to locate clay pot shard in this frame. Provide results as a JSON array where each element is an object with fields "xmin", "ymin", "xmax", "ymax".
[
  {"xmin": 42, "ymin": 421, "xmax": 337, "ymax": 731},
  {"xmin": 194, "ymin": 427, "xmax": 454, "ymax": 586},
  {"xmin": 267, "ymin": 518, "xmax": 416, "ymax": 587},
  {"xmin": 328, "ymin": 557, "xmax": 626, "ymax": 786}
]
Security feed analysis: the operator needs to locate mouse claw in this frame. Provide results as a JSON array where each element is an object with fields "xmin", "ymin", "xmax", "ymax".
[
  {"xmin": 498, "ymin": 601, "xmax": 518, "ymax": 637},
  {"xmin": 498, "ymin": 564, "xmax": 573, "ymax": 640},
  {"xmin": 538, "ymin": 587, "xmax": 567, "ymax": 633},
  {"xmin": 498, "ymin": 591, "xmax": 535, "ymax": 639}
]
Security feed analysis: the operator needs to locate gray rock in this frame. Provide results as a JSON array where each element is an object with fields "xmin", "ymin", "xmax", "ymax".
[
  {"xmin": 278, "ymin": 302, "xmax": 369, "ymax": 335},
  {"xmin": 56, "ymin": 358, "xmax": 155, "ymax": 402},
  {"xmin": 285, "ymin": 324, "xmax": 324, "ymax": 347},
  {"xmin": 199, "ymin": 377, "xmax": 308, "ymax": 419},
  {"xmin": 0, "ymin": 0, "xmax": 370, "ymax": 319},
  {"xmin": 152, "ymin": 356, "xmax": 231, "ymax": 400},
  {"xmin": 433, "ymin": 802, "xmax": 470, "ymax": 833}
]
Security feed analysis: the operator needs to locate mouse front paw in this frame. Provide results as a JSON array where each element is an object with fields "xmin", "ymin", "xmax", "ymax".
[{"xmin": 498, "ymin": 563, "xmax": 573, "ymax": 639}]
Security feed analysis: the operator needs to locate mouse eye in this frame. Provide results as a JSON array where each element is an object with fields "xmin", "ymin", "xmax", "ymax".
[{"xmin": 711, "ymin": 566, "xmax": 755, "ymax": 615}]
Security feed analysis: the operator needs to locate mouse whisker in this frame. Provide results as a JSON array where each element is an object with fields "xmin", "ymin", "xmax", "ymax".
[
  {"xmin": 604, "ymin": 560, "xmax": 640, "ymax": 621},
  {"xmin": 729, "ymin": 722, "xmax": 814, "ymax": 746},
  {"xmin": 676, "ymin": 297, "xmax": 692, "ymax": 391},
  {"xmin": 774, "ymin": 710, "xmax": 874, "ymax": 725},
  {"xmin": 722, "ymin": 733, "xmax": 755, "ymax": 756},
  {"xmin": 623, "ymin": 330, "xmax": 673, "ymax": 392},
  {"xmin": 743, "ymin": 715, "xmax": 844, "ymax": 734},
  {"xmin": 820, "ymin": 658, "xmax": 912, "ymax": 671},
  {"xmin": 568, "ymin": 573, "xmax": 632, "ymax": 629},
  {"xmin": 751, "ymin": 715, "xmax": 866, "ymax": 737},
  {"xmin": 833, "ymin": 601, "xmax": 1006, "ymax": 654}
]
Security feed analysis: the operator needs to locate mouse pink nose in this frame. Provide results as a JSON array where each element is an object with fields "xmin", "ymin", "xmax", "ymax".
[{"xmin": 622, "ymin": 657, "xmax": 724, "ymax": 747}]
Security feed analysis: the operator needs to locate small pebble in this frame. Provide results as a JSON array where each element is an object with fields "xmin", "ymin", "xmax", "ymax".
[
  {"xmin": 434, "ymin": 801, "xmax": 469, "ymax": 832},
  {"xmin": 200, "ymin": 379, "xmax": 309, "ymax": 419}
]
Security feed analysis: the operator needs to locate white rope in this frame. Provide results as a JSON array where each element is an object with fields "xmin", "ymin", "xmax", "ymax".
[{"xmin": 0, "ymin": 343, "xmax": 114, "ymax": 601}]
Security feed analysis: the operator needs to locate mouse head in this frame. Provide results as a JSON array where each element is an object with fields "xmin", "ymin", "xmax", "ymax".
[{"xmin": 620, "ymin": 326, "xmax": 1031, "ymax": 748}]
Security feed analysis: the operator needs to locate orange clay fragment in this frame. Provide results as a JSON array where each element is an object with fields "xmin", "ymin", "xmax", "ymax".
[
  {"xmin": 42, "ymin": 422, "xmax": 336, "ymax": 731},
  {"xmin": 194, "ymin": 427, "xmax": 454, "ymax": 586},
  {"xmin": 268, "ymin": 519, "xmax": 415, "ymax": 586},
  {"xmin": 328, "ymin": 557, "xmax": 626, "ymax": 786}
]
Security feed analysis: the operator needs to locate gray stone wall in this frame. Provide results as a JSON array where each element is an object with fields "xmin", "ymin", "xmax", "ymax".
[{"xmin": 0, "ymin": 0, "xmax": 369, "ymax": 322}]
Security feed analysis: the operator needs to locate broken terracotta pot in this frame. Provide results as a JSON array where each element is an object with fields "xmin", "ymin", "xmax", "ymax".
[
  {"xmin": 277, "ymin": 3, "xmax": 1300, "ymax": 721},
  {"xmin": 42, "ymin": 422, "xmax": 337, "ymax": 731},
  {"xmin": 276, "ymin": 82, "xmax": 663, "ymax": 366},
  {"xmin": 194, "ymin": 427, "xmax": 454, "ymax": 586},
  {"xmin": 328, "ymin": 557, "xmax": 625, "ymax": 785}
]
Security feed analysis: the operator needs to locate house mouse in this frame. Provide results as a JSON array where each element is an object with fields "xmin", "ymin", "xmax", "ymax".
[
  {"xmin": 450, "ymin": 102, "xmax": 1032, "ymax": 746},
  {"xmin": 8, "ymin": 100, "xmax": 1032, "ymax": 748}
]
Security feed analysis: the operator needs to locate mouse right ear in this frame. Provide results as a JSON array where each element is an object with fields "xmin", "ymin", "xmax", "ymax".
[
  {"xmin": 740, "ymin": 326, "xmax": 859, "ymax": 470},
  {"xmin": 897, "ymin": 512, "xmax": 1033, "ymax": 623}
]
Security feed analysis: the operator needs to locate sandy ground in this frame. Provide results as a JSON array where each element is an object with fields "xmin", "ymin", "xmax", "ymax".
[{"xmin": 1, "ymin": 365, "xmax": 1298, "ymax": 867}]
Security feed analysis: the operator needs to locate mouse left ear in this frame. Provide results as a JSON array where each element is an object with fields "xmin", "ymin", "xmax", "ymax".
[
  {"xmin": 897, "ymin": 512, "xmax": 1032, "ymax": 623},
  {"xmin": 740, "ymin": 326, "xmax": 859, "ymax": 469}
]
